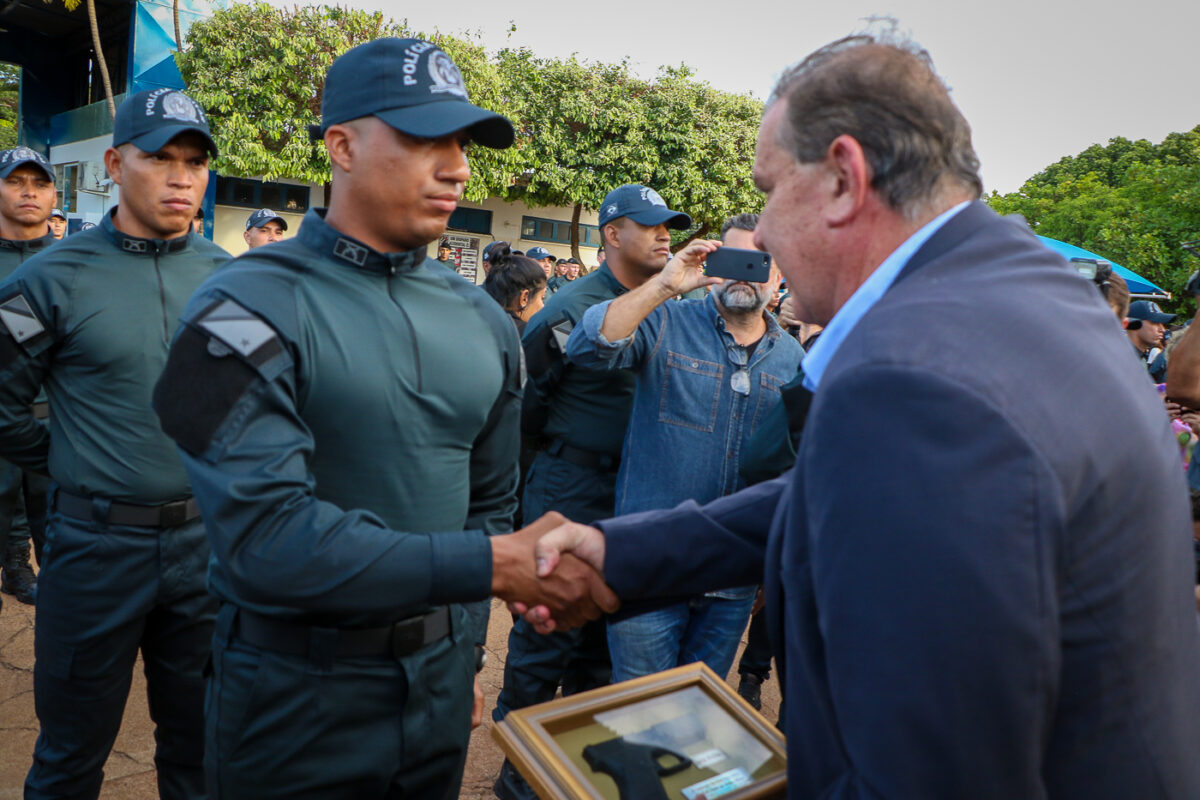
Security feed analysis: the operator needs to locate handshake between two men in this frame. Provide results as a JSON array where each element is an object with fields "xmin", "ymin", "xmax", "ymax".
[{"xmin": 490, "ymin": 512, "xmax": 612, "ymax": 631}]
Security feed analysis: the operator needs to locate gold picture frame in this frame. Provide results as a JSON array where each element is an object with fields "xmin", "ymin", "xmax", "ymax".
[{"xmin": 492, "ymin": 662, "xmax": 786, "ymax": 800}]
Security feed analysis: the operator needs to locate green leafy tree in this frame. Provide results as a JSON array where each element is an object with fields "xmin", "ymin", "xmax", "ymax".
[
  {"xmin": 496, "ymin": 51, "xmax": 763, "ymax": 260},
  {"xmin": 178, "ymin": 3, "xmax": 518, "ymax": 201},
  {"xmin": 0, "ymin": 63, "xmax": 19, "ymax": 149},
  {"xmin": 987, "ymin": 127, "xmax": 1200, "ymax": 314}
]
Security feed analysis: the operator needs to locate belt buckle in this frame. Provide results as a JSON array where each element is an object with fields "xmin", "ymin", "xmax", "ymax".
[
  {"xmin": 160, "ymin": 501, "xmax": 187, "ymax": 528},
  {"xmin": 389, "ymin": 614, "xmax": 426, "ymax": 660}
]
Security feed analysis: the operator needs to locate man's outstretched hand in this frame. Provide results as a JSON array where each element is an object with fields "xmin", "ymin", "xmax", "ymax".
[
  {"xmin": 491, "ymin": 512, "xmax": 618, "ymax": 632},
  {"xmin": 506, "ymin": 519, "xmax": 609, "ymax": 634}
]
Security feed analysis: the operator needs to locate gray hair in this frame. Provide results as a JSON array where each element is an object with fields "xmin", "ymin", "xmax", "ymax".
[
  {"xmin": 768, "ymin": 34, "xmax": 982, "ymax": 219},
  {"xmin": 720, "ymin": 213, "xmax": 760, "ymax": 240}
]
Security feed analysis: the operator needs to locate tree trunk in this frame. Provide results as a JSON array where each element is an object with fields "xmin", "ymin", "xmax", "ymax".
[
  {"xmin": 173, "ymin": 0, "xmax": 183, "ymax": 53},
  {"xmin": 674, "ymin": 222, "xmax": 711, "ymax": 251},
  {"xmin": 86, "ymin": 0, "xmax": 116, "ymax": 119},
  {"xmin": 323, "ymin": 181, "xmax": 331, "ymax": 208},
  {"xmin": 569, "ymin": 202, "xmax": 582, "ymax": 263}
]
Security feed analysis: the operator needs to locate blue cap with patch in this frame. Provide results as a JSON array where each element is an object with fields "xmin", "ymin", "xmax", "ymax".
[
  {"xmin": 245, "ymin": 208, "xmax": 287, "ymax": 231},
  {"xmin": 313, "ymin": 38, "xmax": 514, "ymax": 149},
  {"xmin": 597, "ymin": 184, "xmax": 691, "ymax": 230},
  {"xmin": 113, "ymin": 89, "xmax": 217, "ymax": 156},
  {"xmin": 50, "ymin": 208, "xmax": 66, "ymax": 220},
  {"xmin": 526, "ymin": 246, "xmax": 552, "ymax": 260},
  {"xmin": 0, "ymin": 147, "xmax": 54, "ymax": 182}
]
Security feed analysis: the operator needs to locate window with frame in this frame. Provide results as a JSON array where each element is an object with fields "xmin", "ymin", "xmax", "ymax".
[
  {"xmin": 215, "ymin": 177, "xmax": 310, "ymax": 212},
  {"xmin": 447, "ymin": 207, "xmax": 492, "ymax": 235},
  {"xmin": 521, "ymin": 216, "xmax": 600, "ymax": 247},
  {"xmin": 53, "ymin": 163, "xmax": 79, "ymax": 214}
]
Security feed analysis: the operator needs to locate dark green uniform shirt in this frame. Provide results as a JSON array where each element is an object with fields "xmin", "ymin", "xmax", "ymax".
[
  {"xmin": 154, "ymin": 209, "xmax": 521, "ymax": 627},
  {"xmin": 0, "ymin": 210, "xmax": 228, "ymax": 501},
  {"xmin": 0, "ymin": 230, "xmax": 57, "ymax": 407},
  {"xmin": 0, "ymin": 230, "xmax": 56, "ymax": 278},
  {"xmin": 522, "ymin": 264, "xmax": 633, "ymax": 457}
]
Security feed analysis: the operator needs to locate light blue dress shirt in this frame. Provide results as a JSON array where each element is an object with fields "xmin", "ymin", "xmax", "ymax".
[{"xmin": 802, "ymin": 202, "xmax": 969, "ymax": 391}]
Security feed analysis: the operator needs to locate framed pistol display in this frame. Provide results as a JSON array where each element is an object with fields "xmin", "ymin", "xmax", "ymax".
[{"xmin": 492, "ymin": 662, "xmax": 786, "ymax": 800}]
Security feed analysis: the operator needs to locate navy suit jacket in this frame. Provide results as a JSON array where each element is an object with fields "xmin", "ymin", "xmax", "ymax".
[{"xmin": 600, "ymin": 202, "xmax": 1200, "ymax": 798}]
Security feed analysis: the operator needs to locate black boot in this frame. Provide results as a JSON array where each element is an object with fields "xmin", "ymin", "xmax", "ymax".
[
  {"xmin": 737, "ymin": 673, "xmax": 763, "ymax": 711},
  {"xmin": 1, "ymin": 539, "xmax": 37, "ymax": 605}
]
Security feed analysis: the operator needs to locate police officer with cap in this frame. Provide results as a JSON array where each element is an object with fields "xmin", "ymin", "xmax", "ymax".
[
  {"xmin": 0, "ymin": 147, "xmax": 57, "ymax": 607},
  {"xmin": 0, "ymin": 90, "xmax": 227, "ymax": 799},
  {"xmin": 493, "ymin": 183, "xmax": 691, "ymax": 800},
  {"xmin": 526, "ymin": 245, "xmax": 554, "ymax": 280},
  {"xmin": 152, "ymin": 38, "xmax": 616, "ymax": 799},
  {"xmin": 48, "ymin": 209, "xmax": 67, "ymax": 240},
  {"xmin": 243, "ymin": 207, "xmax": 287, "ymax": 249}
]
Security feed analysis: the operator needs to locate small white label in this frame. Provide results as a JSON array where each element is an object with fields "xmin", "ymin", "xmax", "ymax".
[
  {"xmin": 689, "ymin": 748, "xmax": 727, "ymax": 769},
  {"xmin": 681, "ymin": 767, "xmax": 753, "ymax": 800}
]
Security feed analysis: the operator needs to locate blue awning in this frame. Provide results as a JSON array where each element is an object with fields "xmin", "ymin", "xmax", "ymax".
[{"xmin": 1037, "ymin": 236, "xmax": 1169, "ymax": 298}]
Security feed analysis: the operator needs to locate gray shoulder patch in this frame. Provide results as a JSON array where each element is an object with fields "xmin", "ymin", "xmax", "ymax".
[
  {"xmin": 198, "ymin": 299, "xmax": 277, "ymax": 359},
  {"xmin": 0, "ymin": 295, "xmax": 45, "ymax": 343},
  {"xmin": 550, "ymin": 318, "xmax": 574, "ymax": 352}
]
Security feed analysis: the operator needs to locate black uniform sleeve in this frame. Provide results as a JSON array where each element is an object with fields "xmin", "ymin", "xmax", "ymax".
[
  {"xmin": 520, "ymin": 312, "xmax": 571, "ymax": 436},
  {"xmin": 0, "ymin": 283, "xmax": 55, "ymax": 473},
  {"xmin": 154, "ymin": 294, "xmax": 493, "ymax": 614}
]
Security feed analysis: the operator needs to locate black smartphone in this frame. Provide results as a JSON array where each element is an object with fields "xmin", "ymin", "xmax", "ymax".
[{"xmin": 705, "ymin": 247, "xmax": 771, "ymax": 283}]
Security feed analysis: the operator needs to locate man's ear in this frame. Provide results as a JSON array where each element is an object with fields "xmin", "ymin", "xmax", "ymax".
[
  {"xmin": 103, "ymin": 147, "xmax": 123, "ymax": 188},
  {"xmin": 324, "ymin": 123, "xmax": 357, "ymax": 174},
  {"xmin": 824, "ymin": 134, "xmax": 871, "ymax": 228}
]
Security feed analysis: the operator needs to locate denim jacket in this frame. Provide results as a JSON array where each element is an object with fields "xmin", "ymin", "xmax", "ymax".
[{"xmin": 567, "ymin": 294, "xmax": 803, "ymax": 597}]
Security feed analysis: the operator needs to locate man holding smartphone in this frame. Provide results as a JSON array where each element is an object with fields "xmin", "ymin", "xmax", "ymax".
[{"xmin": 563, "ymin": 213, "xmax": 802, "ymax": 682}]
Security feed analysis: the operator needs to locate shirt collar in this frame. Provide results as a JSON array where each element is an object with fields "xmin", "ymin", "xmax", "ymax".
[
  {"xmin": 297, "ymin": 208, "xmax": 428, "ymax": 276},
  {"xmin": 594, "ymin": 264, "xmax": 629, "ymax": 296},
  {"xmin": 99, "ymin": 206, "xmax": 191, "ymax": 255},
  {"xmin": 0, "ymin": 229, "xmax": 55, "ymax": 253},
  {"xmin": 802, "ymin": 201, "xmax": 969, "ymax": 391}
]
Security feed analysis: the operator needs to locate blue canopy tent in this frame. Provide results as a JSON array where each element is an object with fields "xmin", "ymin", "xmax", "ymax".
[{"xmin": 1037, "ymin": 236, "xmax": 1170, "ymax": 299}]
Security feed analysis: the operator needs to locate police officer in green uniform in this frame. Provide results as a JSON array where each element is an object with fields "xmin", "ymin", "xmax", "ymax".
[
  {"xmin": 0, "ymin": 147, "xmax": 57, "ymax": 605},
  {"xmin": 152, "ymin": 39, "xmax": 616, "ymax": 799},
  {"xmin": 0, "ymin": 93, "xmax": 227, "ymax": 799},
  {"xmin": 492, "ymin": 184, "xmax": 692, "ymax": 800}
]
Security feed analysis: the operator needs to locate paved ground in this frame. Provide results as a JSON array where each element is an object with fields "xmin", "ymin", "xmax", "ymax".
[{"xmin": 0, "ymin": 595, "xmax": 780, "ymax": 798}]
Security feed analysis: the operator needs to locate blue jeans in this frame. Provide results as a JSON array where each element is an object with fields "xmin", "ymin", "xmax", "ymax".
[{"xmin": 607, "ymin": 594, "xmax": 756, "ymax": 683}]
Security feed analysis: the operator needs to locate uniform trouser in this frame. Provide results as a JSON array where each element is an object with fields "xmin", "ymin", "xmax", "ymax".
[
  {"xmin": 26, "ymin": 505, "xmax": 215, "ymax": 800},
  {"xmin": 0, "ymin": 457, "xmax": 48, "ymax": 563},
  {"xmin": 492, "ymin": 452, "xmax": 615, "ymax": 800},
  {"xmin": 738, "ymin": 607, "xmax": 774, "ymax": 681},
  {"xmin": 206, "ymin": 603, "xmax": 476, "ymax": 800}
]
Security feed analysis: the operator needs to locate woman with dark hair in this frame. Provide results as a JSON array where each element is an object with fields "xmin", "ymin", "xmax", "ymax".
[{"xmin": 482, "ymin": 244, "xmax": 548, "ymax": 334}]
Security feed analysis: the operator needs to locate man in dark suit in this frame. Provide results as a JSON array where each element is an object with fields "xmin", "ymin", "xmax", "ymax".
[{"xmin": 521, "ymin": 34, "xmax": 1200, "ymax": 798}]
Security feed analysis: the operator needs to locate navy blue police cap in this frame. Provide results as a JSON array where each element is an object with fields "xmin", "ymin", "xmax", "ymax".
[
  {"xmin": 1127, "ymin": 300, "xmax": 1175, "ymax": 324},
  {"xmin": 526, "ymin": 246, "xmax": 553, "ymax": 260},
  {"xmin": 112, "ymin": 89, "xmax": 217, "ymax": 157},
  {"xmin": 245, "ymin": 208, "xmax": 287, "ymax": 231},
  {"xmin": 0, "ymin": 147, "xmax": 54, "ymax": 182},
  {"xmin": 312, "ymin": 39, "xmax": 514, "ymax": 149},
  {"xmin": 597, "ymin": 184, "xmax": 691, "ymax": 230}
]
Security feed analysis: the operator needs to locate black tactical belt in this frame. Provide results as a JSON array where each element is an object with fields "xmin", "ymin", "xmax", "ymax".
[
  {"xmin": 55, "ymin": 490, "xmax": 201, "ymax": 528},
  {"xmin": 236, "ymin": 606, "xmax": 451, "ymax": 660},
  {"xmin": 547, "ymin": 438, "xmax": 621, "ymax": 473},
  {"xmin": 31, "ymin": 402, "xmax": 49, "ymax": 420}
]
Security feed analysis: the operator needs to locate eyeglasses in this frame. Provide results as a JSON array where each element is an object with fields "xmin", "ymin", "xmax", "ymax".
[{"xmin": 726, "ymin": 343, "xmax": 751, "ymax": 396}]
